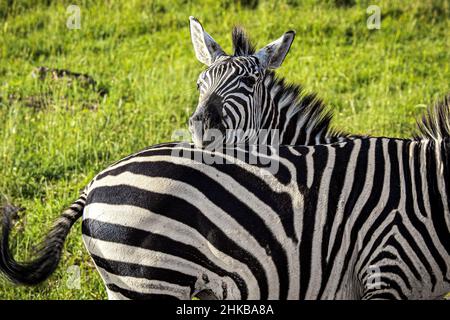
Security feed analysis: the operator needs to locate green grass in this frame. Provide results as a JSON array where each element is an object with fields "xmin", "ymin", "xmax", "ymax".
[{"xmin": 0, "ymin": 0, "xmax": 448, "ymax": 299}]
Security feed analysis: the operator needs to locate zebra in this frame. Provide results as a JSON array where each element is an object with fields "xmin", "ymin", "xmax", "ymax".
[
  {"xmin": 86, "ymin": 96, "xmax": 450, "ymax": 300},
  {"xmin": 187, "ymin": 16, "xmax": 347, "ymax": 147},
  {"xmin": 1, "ymin": 15, "xmax": 448, "ymax": 299},
  {"xmin": 0, "ymin": 19, "xmax": 349, "ymax": 294},
  {"xmin": 1, "ymin": 96, "xmax": 449, "ymax": 299}
]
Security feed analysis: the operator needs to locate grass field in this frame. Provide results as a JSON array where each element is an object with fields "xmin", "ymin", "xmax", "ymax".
[{"xmin": 0, "ymin": 0, "xmax": 449, "ymax": 299}]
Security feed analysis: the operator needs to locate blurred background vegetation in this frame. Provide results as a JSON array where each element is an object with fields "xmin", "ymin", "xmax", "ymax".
[{"xmin": 0, "ymin": 0, "xmax": 449, "ymax": 299}]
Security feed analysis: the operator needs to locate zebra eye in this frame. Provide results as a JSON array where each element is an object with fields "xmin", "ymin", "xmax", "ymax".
[
  {"xmin": 196, "ymin": 82, "xmax": 200, "ymax": 91},
  {"xmin": 241, "ymin": 76, "xmax": 256, "ymax": 88}
]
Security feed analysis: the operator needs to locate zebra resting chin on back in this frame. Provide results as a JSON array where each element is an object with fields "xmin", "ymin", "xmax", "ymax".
[
  {"xmin": 1, "ymin": 96, "xmax": 450, "ymax": 300},
  {"xmin": 187, "ymin": 17, "xmax": 348, "ymax": 148}
]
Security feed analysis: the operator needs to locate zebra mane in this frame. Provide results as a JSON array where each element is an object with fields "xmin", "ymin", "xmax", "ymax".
[
  {"xmin": 230, "ymin": 26, "xmax": 346, "ymax": 143},
  {"xmin": 264, "ymin": 71, "xmax": 347, "ymax": 144},
  {"xmin": 232, "ymin": 26, "xmax": 256, "ymax": 56},
  {"xmin": 414, "ymin": 94, "xmax": 450, "ymax": 141}
]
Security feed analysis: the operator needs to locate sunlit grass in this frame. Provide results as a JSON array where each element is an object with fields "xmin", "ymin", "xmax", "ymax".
[{"xmin": 0, "ymin": 0, "xmax": 448, "ymax": 299}]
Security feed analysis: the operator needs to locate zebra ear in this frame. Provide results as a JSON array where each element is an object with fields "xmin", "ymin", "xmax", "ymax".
[
  {"xmin": 255, "ymin": 31, "xmax": 296, "ymax": 69},
  {"xmin": 189, "ymin": 16, "xmax": 225, "ymax": 66}
]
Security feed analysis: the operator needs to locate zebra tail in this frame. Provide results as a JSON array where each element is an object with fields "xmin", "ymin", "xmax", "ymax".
[{"xmin": 0, "ymin": 192, "xmax": 87, "ymax": 285}]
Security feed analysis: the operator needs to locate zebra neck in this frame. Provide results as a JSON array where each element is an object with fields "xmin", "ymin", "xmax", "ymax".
[
  {"xmin": 258, "ymin": 71, "xmax": 342, "ymax": 145},
  {"xmin": 417, "ymin": 139, "xmax": 450, "ymax": 245}
]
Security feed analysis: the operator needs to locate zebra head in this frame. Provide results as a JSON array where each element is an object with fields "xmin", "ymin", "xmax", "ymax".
[{"xmin": 188, "ymin": 17, "xmax": 295, "ymax": 148}]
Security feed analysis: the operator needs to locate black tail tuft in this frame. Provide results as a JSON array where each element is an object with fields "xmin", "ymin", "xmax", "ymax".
[
  {"xmin": 415, "ymin": 94, "xmax": 450, "ymax": 140},
  {"xmin": 0, "ymin": 194, "xmax": 85, "ymax": 285}
]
